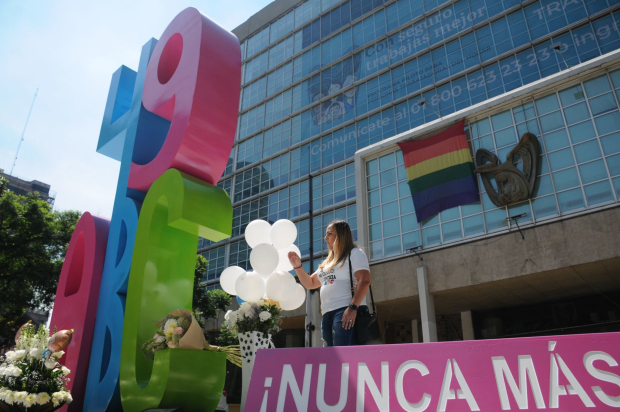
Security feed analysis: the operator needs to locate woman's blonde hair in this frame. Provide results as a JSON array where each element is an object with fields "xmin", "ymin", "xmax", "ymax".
[{"xmin": 319, "ymin": 220, "xmax": 356, "ymax": 271}]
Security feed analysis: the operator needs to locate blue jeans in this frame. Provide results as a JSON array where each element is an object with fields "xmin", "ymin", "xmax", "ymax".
[{"xmin": 321, "ymin": 305, "xmax": 369, "ymax": 347}]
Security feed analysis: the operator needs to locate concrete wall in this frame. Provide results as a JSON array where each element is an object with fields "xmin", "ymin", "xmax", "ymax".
[{"xmin": 233, "ymin": 0, "xmax": 302, "ymax": 42}]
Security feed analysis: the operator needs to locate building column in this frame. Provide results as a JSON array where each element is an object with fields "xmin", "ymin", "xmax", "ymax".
[
  {"xmin": 411, "ymin": 319, "xmax": 419, "ymax": 343},
  {"xmin": 461, "ymin": 310, "xmax": 475, "ymax": 340},
  {"xmin": 305, "ymin": 290, "xmax": 322, "ymax": 347},
  {"xmin": 417, "ymin": 266, "xmax": 437, "ymax": 342}
]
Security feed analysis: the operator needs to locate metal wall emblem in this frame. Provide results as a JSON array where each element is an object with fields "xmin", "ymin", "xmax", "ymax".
[{"xmin": 475, "ymin": 133, "xmax": 541, "ymax": 207}]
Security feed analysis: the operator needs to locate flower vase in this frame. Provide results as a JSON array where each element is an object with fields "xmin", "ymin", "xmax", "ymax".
[
  {"xmin": 0, "ymin": 401, "xmax": 65, "ymax": 412},
  {"xmin": 238, "ymin": 331, "xmax": 271, "ymax": 412}
]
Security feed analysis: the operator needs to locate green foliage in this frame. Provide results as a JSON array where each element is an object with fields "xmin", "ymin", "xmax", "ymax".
[
  {"xmin": 0, "ymin": 177, "xmax": 80, "ymax": 345},
  {"xmin": 192, "ymin": 255, "xmax": 232, "ymax": 322},
  {"xmin": 215, "ymin": 322, "xmax": 239, "ymax": 347}
]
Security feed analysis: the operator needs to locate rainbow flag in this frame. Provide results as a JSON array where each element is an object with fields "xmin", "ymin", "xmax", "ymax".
[{"xmin": 397, "ymin": 119, "xmax": 479, "ymax": 223}]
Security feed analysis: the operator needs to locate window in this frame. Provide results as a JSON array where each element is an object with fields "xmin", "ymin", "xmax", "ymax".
[
  {"xmin": 321, "ymin": 2, "xmax": 351, "ymax": 39},
  {"xmin": 270, "ymin": 10, "xmax": 295, "ymax": 44},
  {"xmin": 201, "ymin": 246, "xmax": 226, "ymax": 281},
  {"xmin": 241, "ymin": 77, "xmax": 267, "ymax": 111},
  {"xmin": 313, "ymin": 163, "xmax": 356, "ymax": 210},
  {"xmin": 294, "ymin": 219, "xmax": 311, "ymax": 257},
  {"xmin": 245, "ymin": 51, "xmax": 269, "ymax": 84},
  {"xmin": 269, "ymin": 35, "xmax": 295, "ymax": 70},
  {"xmin": 229, "ymin": 240, "xmax": 252, "ymax": 270},
  {"xmin": 289, "ymin": 180, "xmax": 311, "ymax": 219},
  {"xmin": 246, "ymin": 27, "xmax": 270, "ymax": 59},
  {"xmin": 263, "ymin": 119, "xmax": 292, "ymax": 157},
  {"xmin": 267, "ymin": 61, "xmax": 294, "ymax": 98}
]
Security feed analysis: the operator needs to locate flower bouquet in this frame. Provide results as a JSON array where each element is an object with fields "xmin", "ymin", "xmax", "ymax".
[
  {"xmin": 141, "ymin": 309, "xmax": 242, "ymax": 367},
  {"xmin": 0, "ymin": 323, "xmax": 73, "ymax": 412},
  {"xmin": 224, "ymin": 300, "xmax": 282, "ymax": 338}
]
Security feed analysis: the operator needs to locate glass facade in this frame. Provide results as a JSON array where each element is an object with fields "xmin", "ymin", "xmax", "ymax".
[
  {"xmin": 367, "ymin": 70, "xmax": 620, "ymax": 258},
  {"xmin": 199, "ymin": 0, "xmax": 620, "ymax": 284}
]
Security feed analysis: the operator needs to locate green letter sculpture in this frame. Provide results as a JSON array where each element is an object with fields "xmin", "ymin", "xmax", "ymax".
[{"xmin": 119, "ymin": 169, "xmax": 232, "ymax": 412}]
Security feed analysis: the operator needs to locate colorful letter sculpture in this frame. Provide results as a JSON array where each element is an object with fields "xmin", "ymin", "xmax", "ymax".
[
  {"xmin": 130, "ymin": 7, "xmax": 241, "ymax": 191},
  {"xmin": 49, "ymin": 212, "xmax": 110, "ymax": 412},
  {"xmin": 120, "ymin": 169, "xmax": 231, "ymax": 412},
  {"xmin": 50, "ymin": 6, "xmax": 241, "ymax": 412},
  {"xmin": 84, "ymin": 40, "xmax": 159, "ymax": 412}
]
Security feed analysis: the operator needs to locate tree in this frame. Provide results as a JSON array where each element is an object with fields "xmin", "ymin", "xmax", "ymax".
[
  {"xmin": 192, "ymin": 255, "xmax": 232, "ymax": 331},
  {"xmin": 0, "ymin": 177, "xmax": 80, "ymax": 344},
  {"xmin": 215, "ymin": 321, "xmax": 239, "ymax": 347}
]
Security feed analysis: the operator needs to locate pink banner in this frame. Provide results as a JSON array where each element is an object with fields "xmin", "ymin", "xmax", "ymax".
[{"xmin": 246, "ymin": 332, "xmax": 620, "ymax": 411}]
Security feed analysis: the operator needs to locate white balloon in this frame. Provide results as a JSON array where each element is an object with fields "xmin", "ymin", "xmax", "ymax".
[
  {"xmin": 265, "ymin": 271, "xmax": 297, "ymax": 302},
  {"xmin": 280, "ymin": 272, "xmax": 298, "ymax": 296},
  {"xmin": 279, "ymin": 284, "xmax": 306, "ymax": 310},
  {"xmin": 250, "ymin": 243, "xmax": 279, "ymax": 276},
  {"xmin": 276, "ymin": 244, "xmax": 301, "ymax": 272},
  {"xmin": 235, "ymin": 272, "xmax": 265, "ymax": 302},
  {"xmin": 258, "ymin": 270, "xmax": 272, "ymax": 281},
  {"xmin": 265, "ymin": 273, "xmax": 285, "ymax": 302},
  {"xmin": 245, "ymin": 220, "xmax": 272, "ymax": 248},
  {"xmin": 270, "ymin": 219, "xmax": 298, "ymax": 249},
  {"xmin": 219, "ymin": 266, "xmax": 245, "ymax": 295}
]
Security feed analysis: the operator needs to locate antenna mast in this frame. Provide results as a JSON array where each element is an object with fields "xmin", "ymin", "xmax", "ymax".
[{"xmin": 10, "ymin": 87, "xmax": 39, "ymax": 176}]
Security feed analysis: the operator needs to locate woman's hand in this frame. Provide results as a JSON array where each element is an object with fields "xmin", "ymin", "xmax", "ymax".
[
  {"xmin": 341, "ymin": 307, "xmax": 357, "ymax": 330},
  {"xmin": 287, "ymin": 251, "xmax": 301, "ymax": 269}
]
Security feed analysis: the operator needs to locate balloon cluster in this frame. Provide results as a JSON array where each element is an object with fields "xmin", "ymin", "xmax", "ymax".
[{"xmin": 219, "ymin": 219, "xmax": 306, "ymax": 310}]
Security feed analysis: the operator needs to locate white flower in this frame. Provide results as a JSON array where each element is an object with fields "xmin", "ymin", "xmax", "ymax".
[
  {"xmin": 13, "ymin": 350, "xmax": 26, "ymax": 360},
  {"xmin": 24, "ymin": 394, "xmax": 37, "ymax": 408},
  {"xmin": 52, "ymin": 350, "xmax": 65, "ymax": 359},
  {"xmin": 36, "ymin": 392, "xmax": 51, "ymax": 405},
  {"xmin": 14, "ymin": 391, "xmax": 28, "ymax": 404},
  {"xmin": 0, "ymin": 367, "xmax": 6, "ymax": 376},
  {"xmin": 0, "ymin": 388, "xmax": 8, "ymax": 401},
  {"xmin": 4, "ymin": 391, "xmax": 15, "ymax": 405},
  {"xmin": 63, "ymin": 391, "xmax": 73, "ymax": 403},
  {"xmin": 52, "ymin": 392, "xmax": 64, "ymax": 407},
  {"xmin": 256, "ymin": 299, "xmax": 265, "ymax": 306},
  {"xmin": 8, "ymin": 365, "xmax": 22, "ymax": 377},
  {"xmin": 61, "ymin": 366, "xmax": 71, "ymax": 376},
  {"xmin": 259, "ymin": 311, "xmax": 272, "ymax": 321},
  {"xmin": 45, "ymin": 359, "xmax": 57, "ymax": 369},
  {"xmin": 240, "ymin": 303, "xmax": 254, "ymax": 318},
  {"xmin": 228, "ymin": 311, "xmax": 238, "ymax": 326},
  {"xmin": 4, "ymin": 351, "xmax": 16, "ymax": 361},
  {"xmin": 224, "ymin": 310, "xmax": 232, "ymax": 321},
  {"xmin": 29, "ymin": 348, "xmax": 43, "ymax": 359},
  {"xmin": 164, "ymin": 319, "xmax": 178, "ymax": 330}
]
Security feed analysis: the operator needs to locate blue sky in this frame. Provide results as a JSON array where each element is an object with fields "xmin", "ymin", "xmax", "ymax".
[{"xmin": 0, "ymin": 0, "xmax": 271, "ymax": 217}]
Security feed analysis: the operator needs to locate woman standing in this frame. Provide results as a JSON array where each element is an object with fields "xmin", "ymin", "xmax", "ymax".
[{"xmin": 287, "ymin": 220, "xmax": 371, "ymax": 346}]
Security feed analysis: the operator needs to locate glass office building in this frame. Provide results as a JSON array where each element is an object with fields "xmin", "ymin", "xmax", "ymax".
[{"xmin": 200, "ymin": 0, "xmax": 620, "ymax": 343}]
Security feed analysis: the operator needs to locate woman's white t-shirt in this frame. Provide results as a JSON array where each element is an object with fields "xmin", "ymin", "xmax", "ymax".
[{"xmin": 316, "ymin": 248, "xmax": 370, "ymax": 315}]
